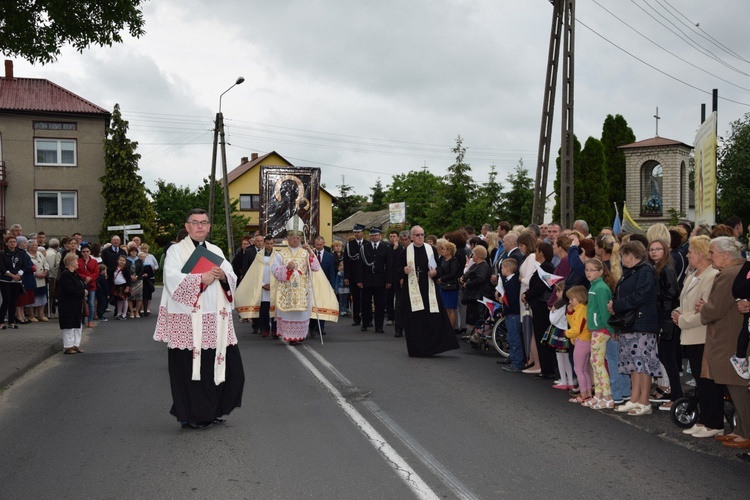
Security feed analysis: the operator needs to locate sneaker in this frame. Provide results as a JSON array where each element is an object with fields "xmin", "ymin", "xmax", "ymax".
[
  {"xmin": 686, "ymin": 378, "xmax": 697, "ymax": 387},
  {"xmin": 502, "ymin": 365, "xmax": 523, "ymax": 373},
  {"xmin": 386, "ymin": 320, "xmax": 394, "ymax": 326},
  {"xmin": 692, "ymin": 427, "xmax": 724, "ymax": 438},
  {"xmin": 99, "ymin": 318, "xmax": 108, "ymax": 322},
  {"xmin": 627, "ymin": 403, "xmax": 653, "ymax": 416},
  {"xmin": 614, "ymin": 401, "xmax": 638, "ymax": 413},
  {"xmin": 683, "ymin": 424, "xmax": 706, "ymax": 435},
  {"xmin": 730, "ymin": 355, "xmax": 750, "ymax": 380}
]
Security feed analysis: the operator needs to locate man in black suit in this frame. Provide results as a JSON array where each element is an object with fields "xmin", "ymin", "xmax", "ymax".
[
  {"xmin": 344, "ymin": 224, "xmax": 365, "ymax": 326},
  {"xmin": 357, "ymin": 226, "xmax": 392, "ymax": 333},
  {"xmin": 311, "ymin": 235, "xmax": 336, "ymax": 336},
  {"xmin": 386, "ymin": 230, "xmax": 400, "ymax": 326}
]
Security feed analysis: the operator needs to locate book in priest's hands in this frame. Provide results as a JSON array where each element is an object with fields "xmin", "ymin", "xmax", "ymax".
[{"xmin": 180, "ymin": 244, "xmax": 224, "ymax": 274}]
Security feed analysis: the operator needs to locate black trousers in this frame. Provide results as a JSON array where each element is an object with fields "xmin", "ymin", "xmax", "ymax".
[
  {"xmin": 361, "ymin": 286, "xmax": 386, "ymax": 329},
  {"xmin": 0, "ymin": 282, "xmax": 21, "ymax": 325},
  {"xmin": 658, "ymin": 335, "xmax": 684, "ymax": 400},
  {"xmin": 685, "ymin": 344, "xmax": 724, "ymax": 430},
  {"xmin": 386, "ymin": 286, "xmax": 395, "ymax": 321},
  {"xmin": 394, "ymin": 285, "xmax": 403, "ymax": 334},
  {"xmin": 351, "ymin": 285, "xmax": 362, "ymax": 322}
]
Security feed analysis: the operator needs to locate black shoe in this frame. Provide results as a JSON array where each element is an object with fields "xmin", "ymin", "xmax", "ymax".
[
  {"xmin": 182, "ymin": 421, "xmax": 210, "ymax": 430},
  {"xmin": 321, "ymin": 331, "xmax": 327, "ymax": 336},
  {"xmin": 212, "ymin": 418, "xmax": 225, "ymax": 425},
  {"xmin": 496, "ymin": 358, "xmax": 511, "ymax": 365},
  {"xmin": 352, "ymin": 321, "xmax": 361, "ymax": 326},
  {"xmin": 535, "ymin": 373, "xmax": 557, "ymax": 380},
  {"xmin": 361, "ymin": 326, "xmax": 368, "ymax": 331},
  {"xmin": 394, "ymin": 333, "xmax": 403, "ymax": 337},
  {"xmin": 376, "ymin": 329, "xmax": 384, "ymax": 333}
]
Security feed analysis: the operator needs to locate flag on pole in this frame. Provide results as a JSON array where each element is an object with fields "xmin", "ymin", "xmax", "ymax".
[
  {"xmin": 535, "ymin": 263, "xmax": 564, "ymax": 289},
  {"xmin": 495, "ymin": 280, "xmax": 508, "ymax": 306},
  {"xmin": 621, "ymin": 203, "xmax": 644, "ymax": 234},
  {"xmin": 478, "ymin": 296, "xmax": 503, "ymax": 316},
  {"xmin": 612, "ymin": 202, "xmax": 622, "ymax": 235}
]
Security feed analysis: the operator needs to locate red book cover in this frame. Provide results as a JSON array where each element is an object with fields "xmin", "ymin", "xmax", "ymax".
[{"xmin": 180, "ymin": 244, "xmax": 225, "ymax": 274}]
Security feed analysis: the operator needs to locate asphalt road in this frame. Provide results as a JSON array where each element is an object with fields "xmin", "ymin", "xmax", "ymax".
[{"xmin": 1, "ymin": 290, "xmax": 749, "ymax": 499}]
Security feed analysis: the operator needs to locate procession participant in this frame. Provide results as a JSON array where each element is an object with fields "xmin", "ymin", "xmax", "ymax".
[
  {"xmin": 242, "ymin": 234, "xmax": 266, "ymax": 333},
  {"xmin": 393, "ymin": 231, "xmax": 410, "ymax": 337},
  {"xmin": 153, "ymin": 209, "xmax": 244, "ymax": 430},
  {"xmin": 311, "ymin": 235, "xmax": 336, "ymax": 336},
  {"xmin": 236, "ymin": 235, "xmax": 278, "ymax": 337},
  {"xmin": 344, "ymin": 224, "xmax": 366, "ymax": 326},
  {"xmin": 386, "ymin": 230, "xmax": 401, "ymax": 326},
  {"xmin": 272, "ymin": 217, "xmax": 321, "ymax": 345},
  {"xmin": 397, "ymin": 226, "xmax": 459, "ymax": 357},
  {"xmin": 357, "ymin": 227, "xmax": 392, "ymax": 333}
]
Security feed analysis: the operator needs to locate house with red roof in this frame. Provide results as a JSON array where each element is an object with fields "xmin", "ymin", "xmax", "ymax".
[{"xmin": 0, "ymin": 60, "xmax": 111, "ymax": 240}]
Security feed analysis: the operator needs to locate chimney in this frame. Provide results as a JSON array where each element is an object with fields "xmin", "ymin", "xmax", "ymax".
[
  {"xmin": 4, "ymin": 60, "xmax": 13, "ymax": 79},
  {"xmin": 251, "ymin": 153, "xmax": 258, "ymax": 161},
  {"xmin": 241, "ymin": 157, "xmax": 248, "ymax": 164}
]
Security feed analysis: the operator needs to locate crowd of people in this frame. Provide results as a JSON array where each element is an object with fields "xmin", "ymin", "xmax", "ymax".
[
  {"xmin": 257, "ymin": 217, "xmax": 748, "ymax": 461},
  {"xmin": 0, "ymin": 224, "xmax": 159, "ymax": 353}
]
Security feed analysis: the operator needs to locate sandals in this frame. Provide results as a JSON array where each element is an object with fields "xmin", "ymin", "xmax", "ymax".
[
  {"xmin": 649, "ymin": 387, "xmax": 671, "ymax": 403},
  {"xmin": 592, "ymin": 399, "xmax": 615, "ymax": 410},
  {"xmin": 569, "ymin": 396, "xmax": 590, "ymax": 404},
  {"xmin": 582, "ymin": 397, "xmax": 600, "ymax": 408}
]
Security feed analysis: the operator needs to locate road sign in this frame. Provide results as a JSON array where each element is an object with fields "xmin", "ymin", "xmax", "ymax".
[
  {"xmin": 126, "ymin": 229, "xmax": 144, "ymax": 235},
  {"xmin": 124, "ymin": 224, "xmax": 141, "ymax": 230},
  {"xmin": 107, "ymin": 225, "xmax": 125, "ymax": 231}
]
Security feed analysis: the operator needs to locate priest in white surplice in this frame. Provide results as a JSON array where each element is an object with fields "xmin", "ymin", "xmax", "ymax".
[{"xmin": 153, "ymin": 209, "xmax": 245, "ymax": 429}]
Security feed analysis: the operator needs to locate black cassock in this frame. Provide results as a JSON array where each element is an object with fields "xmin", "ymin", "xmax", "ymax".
[{"xmin": 397, "ymin": 245, "xmax": 459, "ymax": 357}]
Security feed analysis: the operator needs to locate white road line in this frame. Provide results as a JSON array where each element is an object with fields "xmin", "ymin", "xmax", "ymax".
[
  {"xmin": 303, "ymin": 346, "xmax": 480, "ymax": 500},
  {"xmin": 286, "ymin": 345, "xmax": 440, "ymax": 500}
]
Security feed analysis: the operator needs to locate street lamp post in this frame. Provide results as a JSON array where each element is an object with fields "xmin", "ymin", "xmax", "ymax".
[{"xmin": 208, "ymin": 76, "xmax": 245, "ymax": 256}]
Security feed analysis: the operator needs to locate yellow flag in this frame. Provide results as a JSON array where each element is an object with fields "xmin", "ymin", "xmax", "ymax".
[{"xmin": 621, "ymin": 203, "xmax": 644, "ymax": 234}]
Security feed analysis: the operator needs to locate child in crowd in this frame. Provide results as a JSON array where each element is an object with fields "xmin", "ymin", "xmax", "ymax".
[
  {"xmin": 565, "ymin": 285, "xmax": 592, "ymax": 404},
  {"xmin": 499, "ymin": 258, "xmax": 524, "ymax": 372},
  {"xmin": 335, "ymin": 261, "xmax": 349, "ymax": 316},
  {"xmin": 96, "ymin": 264, "xmax": 109, "ymax": 321},
  {"xmin": 547, "ymin": 282, "xmax": 575, "ymax": 390},
  {"xmin": 585, "ymin": 258, "xmax": 617, "ymax": 409}
]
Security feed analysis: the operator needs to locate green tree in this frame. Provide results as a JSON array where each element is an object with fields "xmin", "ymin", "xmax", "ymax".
[
  {"xmin": 366, "ymin": 178, "xmax": 387, "ymax": 211},
  {"xmin": 498, "ymin": 159, "xmax": 534, "ymax": 224},
  {"xmin": 552, "ymin": 135, "xmax": 582, "ymax": 223},
  {"xmin": 333, "ymin": 177, "xmax": 367, "ymax": 224},
  {"xmin": 148, "ymin": 179, "xmax": 198, "ymax": 246},
  {"xmin": 717, "ymin": 113, "xmax": 750, "ymax": 224},
  {"xmin": 100, "ymin": 103, "xmax": 155, "ymax": 242},
  {"xmin": 476, "ymin": 164, "xmax": 504, "ymax": 223},
  {"xmin": 385, "ymin": 168, "xmax": 443, "ymax": 232},
  {"xmin": 429, "ymin": 136, "xmax": 478, "ymax": 231},
  {"xmin": 601, "ymin": 114, "xmax": 635, "ymax": 207},
  {"xmin": 575, "ymin": 137, "xmax": 610, "ymax": 233},
  {"xmin": 1, "ymin": 0, "xmax": 146, "ymax": 64}
]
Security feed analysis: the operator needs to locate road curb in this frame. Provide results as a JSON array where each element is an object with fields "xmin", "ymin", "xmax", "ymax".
[{"xmin": 0, "ymin": 337, "xmax": 63, "ymax": 391}]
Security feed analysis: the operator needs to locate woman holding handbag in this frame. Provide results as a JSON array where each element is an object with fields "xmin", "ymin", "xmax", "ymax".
[{"xmin": 607, "ymin": 240, "xmax": 661, "ymax": 416}]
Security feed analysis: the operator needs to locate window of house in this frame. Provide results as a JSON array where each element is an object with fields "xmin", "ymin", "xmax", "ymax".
[
  {"xmin": 35, "ymin": 191, "xmax": 77, "ymax": 218},
  {"xmin": 239, "ymin": 194, "xmax": 260, "ymax": 210},
  {"xmin": 34, "ymin": 139, "xmax": 77, "ymax": 166}
]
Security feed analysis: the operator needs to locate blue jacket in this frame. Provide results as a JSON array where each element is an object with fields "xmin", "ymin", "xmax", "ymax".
[{"xmin": 612, "ymin": 259, "xmax": 659, "ymax": 333}]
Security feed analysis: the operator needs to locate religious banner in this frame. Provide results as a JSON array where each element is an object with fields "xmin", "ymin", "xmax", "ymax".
[
  {"xmin": 694, "ymin": 111, "xmax": 717, "ymax": 226},
  {"xmin": 259, "ymin": 166, "xmax": 320, "ymax": 242},
  {"xmin": 389, "ymin": 202, "xmax": 406, "ymax": 224}
]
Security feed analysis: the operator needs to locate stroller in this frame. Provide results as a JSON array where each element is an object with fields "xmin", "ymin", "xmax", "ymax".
[
  {"xmin": 670, "ymin": 386, "xmax": 737, "ymax": 432},
  {"xmin": 467, "ymin": 299, "xmax": 510, "ymax": 357}
]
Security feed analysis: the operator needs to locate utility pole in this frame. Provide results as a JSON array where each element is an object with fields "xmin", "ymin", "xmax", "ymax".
[{"xmin": 532, "ymin": 0, "xmax": 576, "ymax": 228}]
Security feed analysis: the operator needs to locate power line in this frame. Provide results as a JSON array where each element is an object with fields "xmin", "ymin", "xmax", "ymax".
[
  {"xmin": 657, "ymin": 0, "xmax": 750, "ymax": 65},
  {"xmin": 590, "ymin": 0, "xmax": 750, "ymax": 92},
  {"xmin": 576, "ymin": 18, "xmax": 750, "ymax": 107},
  {"xmin": 632, "ymin": 0, "xmax": 750, "ymax": 77}
]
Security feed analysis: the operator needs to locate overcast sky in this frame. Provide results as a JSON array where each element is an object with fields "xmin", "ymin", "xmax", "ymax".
[{"xmin": 11, "ymin": 0, "xmax": 750, "ymax": 205}]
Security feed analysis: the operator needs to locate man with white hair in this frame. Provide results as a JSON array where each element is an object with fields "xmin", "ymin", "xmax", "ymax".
[
  {"xmin": 397, "ymin": 226, "xmax": 458, "ymax": 357},
  {"xmin": 573, "ymin": 219, "xmax": 591, "ymax": 238}
]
